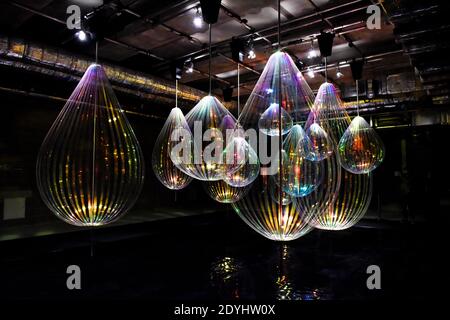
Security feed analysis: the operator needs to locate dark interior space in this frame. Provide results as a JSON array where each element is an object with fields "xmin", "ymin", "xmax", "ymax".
[{"xmin": 0, "ymin": 0, "xmax": 449, "ymax": 310}]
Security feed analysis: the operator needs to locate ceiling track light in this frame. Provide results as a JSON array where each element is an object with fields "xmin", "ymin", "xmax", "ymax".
[
  {"xmin": 247, "ymin": 37, "xmax": 256, "ymax": 60},
  {"xmin": 307, "ymin": 39, "xmax": 317, "ymax": 59},
  {"xmin": 75, "ymin": 30, "xmax": 88, "ymax": 41},
  {"xmin": 193, "ymin": 7, "xmax": 203, "ymax": 28},
  {"xmin": 336, "ymin": 64, "xmax": 344, "ymax": 78},
  {"xmin": 307, "ymin": 68, "xmax": 315, "ymax": 78},
  {"xmin": 185, "ymin": 59, "xmax": 194, "ymax": 73}
]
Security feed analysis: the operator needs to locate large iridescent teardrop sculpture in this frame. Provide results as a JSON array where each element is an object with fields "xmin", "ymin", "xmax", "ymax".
[
  {"xmin": 173, "ymin": 96, "xmax": 241, "ymax": 181},
  {"xmin": 223, "ymin": 136, "xmax": 260, "ymax": 188},
  {"xmin": 305, "ymin": 123, "xmax": 333, "ymax": 161},
  {"xmin": 302, "ymin": 82, "xmax": 372, "ymax": 230},
  {"xmin": 258, "ymin": 103, "xmax": 293, "ymax": 136},
  {"xmin": 204, "ymin": 180, "xmax": 249, "ymax": 203},
  {"xmin": 338, "ymin": 116, "xmax": 385, "ymax": 174},
  {"xmin": 232, "ymin": 51, "xmax": 316, "ymax": 241},
  {"xmin": 36, "ymin": 64, "xmax": 145, "ymax": 226},
  {"xmin": 275, "ymin": 125, "xmax": 322, "ymax": 197},
  {"xmin": 152, "ymin": 107, "xmax": 192, "ymax": 190}
]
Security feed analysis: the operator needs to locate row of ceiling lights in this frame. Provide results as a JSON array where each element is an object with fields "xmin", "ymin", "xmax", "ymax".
[{"xmin": 73, "ymin": 6, "xmax": 345, "ymax": 80}]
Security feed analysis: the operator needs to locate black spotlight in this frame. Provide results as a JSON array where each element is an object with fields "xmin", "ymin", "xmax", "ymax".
[
  {"xmin": 230, "ymin": 38, "xmax": 246, "ymax": 63},
  {"xmin": 223, "ymin": 87, "xmax": 233, "ymax": 102},
  {"xmin": 317, "ymin": 31, "xmax": 335, "ymax": 57},
  {"xmin": 199, "ymin": 0, "xmax": 221, "ymax": 24},
  {"xmin": 350, "ymin": 59, "xmax": 364, "ymax": 81},
  {"xmin": 171, "ymin": 61, "xmax": 184, "ymax": 80}
]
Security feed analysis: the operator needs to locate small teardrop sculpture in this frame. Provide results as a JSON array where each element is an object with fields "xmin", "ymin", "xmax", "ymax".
[
  {"xmin": 274, "ymin": 125, "xmax": 323, "ymax": 197},
  {"xmin": 152, "ymin": 107, "xmax": 192, "ymax": 190},
  {"xmin": 204, "ymin": 180, "xmax": 249, "ymax": 203},
  {"xmin": 174, "ymin": 95, "xmax": 241, "ymax": 181},
  {"xmin": 338, "ymin": 116, "xmax": 385, "ymax": 174},
  {"xmin": 258, "ymin": 103, "xmax": 293, "ymax": 136},
  {"xmin": 36, "ymin": 64, "xmax": 144, "ymax": 226},
  {"xmin": 305, "ymin": 123, "xmax": 333, "ymax": 161},
  {"xmin": 223, "ymin": 136, "xmax": 260, "ymax": 187}
]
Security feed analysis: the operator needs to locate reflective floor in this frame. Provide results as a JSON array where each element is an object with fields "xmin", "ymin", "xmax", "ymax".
[{"xmin": 0, "ymin": 212, "xmax": 437, "ymax": 300}]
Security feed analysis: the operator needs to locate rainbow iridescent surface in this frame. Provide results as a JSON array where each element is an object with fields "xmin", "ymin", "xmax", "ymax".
[
  {"xmin": 36, "ymin": 64, "xmax": 144, "ymax": 226},
  {"xmin": 152, "ymin": 107, "xmax": 192, "ymax": 190}
]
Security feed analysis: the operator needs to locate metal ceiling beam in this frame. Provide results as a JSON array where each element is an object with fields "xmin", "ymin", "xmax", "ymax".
[
  {"xmin": 219, "ymin": 4, "xmax": 272, "ymax": 45},
  {"xmin": 7, "ymin": 1, "xmax": 165, "ymax": 61},
  {"xmin": 152, "ymin": 0, "xmax": 367, "ymax": 69},
  {"xmin": 6, "ymin": 0, "xmax": 232, "ymax": 88},
  {"xmin": 120, "ymin": 4, "xmax": 261, "ymax": 76},
  {"xmin": 306, "ymin": 0, "xmax": 364, "ymax": 57}
]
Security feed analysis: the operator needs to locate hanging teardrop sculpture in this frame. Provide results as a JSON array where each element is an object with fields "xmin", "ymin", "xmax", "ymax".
[
  {"xmin": 36, "ymin": 64, "xmax": 145, "ymax": 226},
  {"xmin": 172, "ymin": 95, "xmax": 241, "ymax": 181},
  {"xmin": 305, "ymin": 123, "xmax": 333, "ymax": 161},
  {"xmin": 302, "ymin": 82, "xmax": 373, "ymax": 230},
  {"xmin": 258, "ymin": 103, "xmax": 293, "ymax": 136},
  {"xmin": 223, "ymin": 136, "xmax": 260, "ymax": 188},
  {"xmin": 231, "ymin": 51, "xmax": 316, "ymax": 241},
  {"xmin": 338, "ymin": 116, "xmax": 385, "ymax": 174},
  {"xmin": 204, "ymin": 180, "xmax": 249, "ymax": 203},
  {"xmin": 275, "ymin": 125, "xmax": 323, "ymax": 197},
  {"xmin": 152, "ymin": 107, "xmax": 192, "ymax": 190}
]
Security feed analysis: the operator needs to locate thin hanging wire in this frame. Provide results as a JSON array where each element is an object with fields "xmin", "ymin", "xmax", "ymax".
[
  {"xmin": 208, "ymin": 23, "xmax": 212, "ymax": 95},
  {"xmin": 175, "ymin": 79, "xmax": 178, "ymax": 108},
  {"xmin": 95, "ymin": 41, "xmax": 98, "ymax": 64},
  {"xmin": 237, "ymin": 63, "xmax": 240, "ymax": 117},
  {"xmin": 356, "ymin": 79, "xmax": 360, "ymax": 116},
  {"xmin": 277, "ymin": 0, "xmax": 283, "ymax": 226},
  {"xmin": 175, "ymin": 79, "xmax": 179, "ymax": 202},
  {"xmin": 91, "ymin": 40, "xmax": 99, "ymax": 222},
  {"xmin": 324, "ymin": 57, "xmax": 328, "ymax": 82},
  {"xmin": 277, "ymin": 0, "xmax": 281, "ymax": 49}
]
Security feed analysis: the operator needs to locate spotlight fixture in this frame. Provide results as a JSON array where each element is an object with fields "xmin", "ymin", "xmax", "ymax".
[
  {"xmin": 76, "ymin": 30, "xmax": 87, "ymax": 41},
  {"xmin": 307, "ymin": 68, "xmax": 315, "ymax": 78},
  {"xmin": 193, "ymin": 8, "xmax": 203, "ymax": 28},
  {"xmin": 307, "ymin": 40, "xmax": 317, "ymax": 59},
  {"xmin": 247, "ymin": 37, "xmax": 256, "ymax": 59},
  {"xmin": 336, "ymin": 65, "xmax": 344, "ymax": 78},
  {"xmin": 185, "ymin": 59, "xmax": 194, "ymax": 73},
  {"xmin": 247, "ymin": 48, "xmax": 256, "ymax": 59}
]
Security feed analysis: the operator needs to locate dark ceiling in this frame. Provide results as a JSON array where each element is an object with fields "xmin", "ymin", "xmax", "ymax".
[{"xmin": 0, "ymin": 0, "xmax": 449, "ymax": 113}]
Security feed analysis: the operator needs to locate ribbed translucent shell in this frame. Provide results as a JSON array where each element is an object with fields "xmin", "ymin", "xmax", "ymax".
[
  {"xmin": 204, "ymin": 180, "xmax": 250, "ymax": 204},
  {"xmin": 232, "ymin": 51, "xmax": 316, "ymax": 241},
  {"xmin": 36, "ymin": 64, "xmax": 145, "ymax": 226},
  {"xmin": 232, "ymin": 177, "xmax": 313, "ymax": 241},
  {"xmin": 274, "ymin": 124, "xmax": 322, "ymax": 197},
  {"xmin": 152, "ymin": 107, "xmax": 192, "ymax": 190},
  {"xmin": 338, "ymin": 116, "xmax": 385, "ymax": 174},
  {"xmin": 302, "ymin": 82, "xmax": 372, "ymax": 230},
  {"xmin": 238, "ymin": 51, "xmax": 315, "ymax": 130},
  {"xmin": 174, "ymin": 95, "xmax": 239, "ymax": 181}
]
